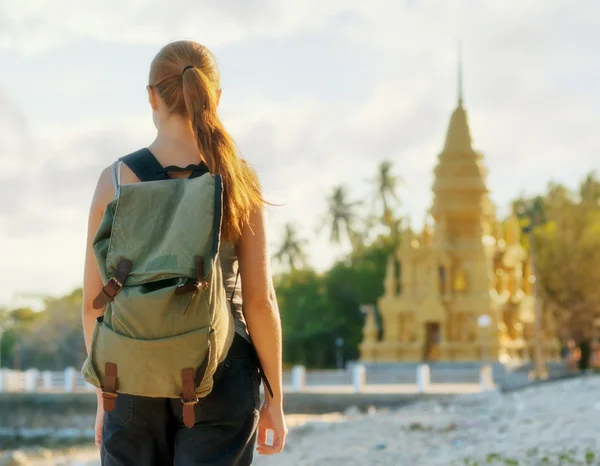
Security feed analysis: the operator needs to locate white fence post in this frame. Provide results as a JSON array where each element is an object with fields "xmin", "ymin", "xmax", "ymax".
[
  {"xmin": 4, "ymin": 369, "xmax": 15, "ymax": 391},
  {"xmin": 42, "ymin": 371, "xmax": 53, "ymax": 391},
  {"xmin": 352, "ymin": 364, "xmax": 366, "ymax": 393},
  {"xmin": 416, "ymin": 364, "xmax": 430, "ymax": 393},
  {"xmin": 291, "ymin": 365, "xmax": 306, "ymax": 393},
  {"xmin": 64, "ymin": 367, "xmax": 76, "ymax": 393},
  {"xmin": 25, "ymin": 369, "xmax": 39, "ymax": 393},
  {"xmin": 480, "ymin": 364, "xmax": 494, "ymax": 392}
]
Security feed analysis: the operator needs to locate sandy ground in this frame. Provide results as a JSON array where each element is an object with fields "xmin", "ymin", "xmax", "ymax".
[
  {"xmin": 4, "ymin": 375, "xmax": 598, "ymax": 465},
  {"xmin": 255, "ymin": 376, "xmax": 598, "ymax": 465}
]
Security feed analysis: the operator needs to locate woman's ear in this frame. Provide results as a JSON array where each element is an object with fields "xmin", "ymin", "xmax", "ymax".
[
  {"xmin": 216, "ymin": 88, "xmax": 222, "ymax": 107},
  {"xmin": 147, "ymin": 85, "xmax": 158, "ymax": 111}
]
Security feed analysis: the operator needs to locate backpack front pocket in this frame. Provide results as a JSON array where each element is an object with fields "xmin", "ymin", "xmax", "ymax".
[
  {"xmin": 108, "ymin": 278, "xmax": 211, "ymax": 340},
  {"xmin": 89, "ymin": 322, "xmax": 213, "ymax": 398}
]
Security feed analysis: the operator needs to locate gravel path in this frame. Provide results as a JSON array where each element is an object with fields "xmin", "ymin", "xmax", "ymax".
[
  {"xmin": 3, "ymin": 376, "xmax": 598, "ymax": 465},
  {"xmin": 255, "ymin": 375, "xmax": 598, "ymax": 465}
]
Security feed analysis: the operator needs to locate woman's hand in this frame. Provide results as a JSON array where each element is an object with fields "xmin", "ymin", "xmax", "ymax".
[
  {"xmin": 256, "ymin": 399, "xmax": 287, "ymax": 455},
  {"xmin": 95, "ymin": 406, "xmax": 103, "ymax": 448}
]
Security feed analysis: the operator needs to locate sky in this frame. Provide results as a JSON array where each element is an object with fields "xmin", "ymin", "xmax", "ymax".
[{"xmin": 0, "ymin": 0, "xmax": 599, "ymax": 308}]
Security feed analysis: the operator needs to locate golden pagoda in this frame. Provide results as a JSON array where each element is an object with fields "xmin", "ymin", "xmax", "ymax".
[{"xmin": 359, "ymin": 61, "xmax": 560, "ymax": 363}]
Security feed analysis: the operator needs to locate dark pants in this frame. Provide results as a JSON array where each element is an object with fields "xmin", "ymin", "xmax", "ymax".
[{"xmin": 101, "ymin": 334, "xmax": 261, "ymax": 465}]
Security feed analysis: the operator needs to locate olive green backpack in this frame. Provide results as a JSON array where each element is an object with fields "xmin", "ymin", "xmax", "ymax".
[{"xmin": 81, "ymin": 149, "xmax": 236, "ymax": 427}]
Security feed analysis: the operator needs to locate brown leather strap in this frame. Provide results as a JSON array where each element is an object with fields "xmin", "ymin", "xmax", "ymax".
[
  {"xmin": 93, "ymin": 258, "xmax": 133, "ymax": 309},
  {"xmin": 175, "ymin": 256, "xmax": 208, "ymax": 296},
  {"xmin": 102, "ymin": 362, "xmax": 118, "ymax": 412},
  {"xmin": 181, "ymin": 368, "xmax": 198, "ymax": 428},
  {"xmin": 194, "ymin": 255, "xmax": 205, "ymax": 283},
  {"xmin": 230, "ymin": 268, "xmax": 240, "ymax": 304}
]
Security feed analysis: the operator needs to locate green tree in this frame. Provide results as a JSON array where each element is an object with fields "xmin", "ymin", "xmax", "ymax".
[
  {"xmin": 273, "ymin": 223, "xmax": 309, "ymax": 271},
  {"xmin": 275, "ymin": 233, "xmax": 398, "ymax": 368},
  {"xmin": 0, "ymin": 307, "xmax": 40, "ymax": 369},
  {"xmin": 369, "ymin": 160, "xmax": 403, "ymax": 228},
  {"xmin": 276, "ymin": 269, "xmax": 332, "ymax": 367},
  {"xmin": 15, "ymin": 289, "xmax": 86, "ymax": 370},
  {"xmin": 517, "ymin": 174, "xmax": 600, "ymax": 340},
  {"xmin": 321, "ymin": 185, "xmax": 362, "ymax": 250},
  {"xmin": 579, "ymin": 171, "xmax": 600, "ymax": 204}
]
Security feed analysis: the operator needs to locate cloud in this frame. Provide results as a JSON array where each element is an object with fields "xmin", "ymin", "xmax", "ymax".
[
  {"xmin": 0, "ymin": 0, "xmax": 353, "ymax": 52},
  {"xmin": 3, "ymin": 0, "xmax": 600, "ymax": 63},
  {"xmin": 0, "ymin": 106, "xmax": 150, "ymax": 235},
  {"xmin": 0, "ymin": 89, "xmax": 30, "ymax": 170}
]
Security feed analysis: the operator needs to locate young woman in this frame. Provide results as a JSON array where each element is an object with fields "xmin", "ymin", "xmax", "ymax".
[{"xmin": 82, "ymin": 40, "xmax": 287, "ymax": 465}]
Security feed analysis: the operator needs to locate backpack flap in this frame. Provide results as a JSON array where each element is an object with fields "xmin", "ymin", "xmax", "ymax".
[{"xmin": 97, "ymin": 173, "xmax": 223, "ymax": 286}]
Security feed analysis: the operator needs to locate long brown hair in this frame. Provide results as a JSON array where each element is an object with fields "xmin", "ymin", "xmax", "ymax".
[{"xmin": 148, "ymin": 40, "xmax": 264, "ymax": 244}]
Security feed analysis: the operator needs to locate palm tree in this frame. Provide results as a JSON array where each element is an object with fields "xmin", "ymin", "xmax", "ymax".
[
  {"xmin": 321, "ymin": 185, "xmax": 362, "ymax": 249},
  {"xmin": 369, "ymin": 160, "xmax": 402, "ymax": 227},
  {"xmin": 273, "ymin": 223, "xmax": 309, "ymax": 271}
]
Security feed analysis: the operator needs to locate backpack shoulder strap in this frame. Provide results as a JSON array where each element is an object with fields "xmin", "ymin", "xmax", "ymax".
[
  {"xmin": 230, "ymin": 268, "xmax": 240, "ymax": 304},
  {"xmin": 111, "ymin": 160, "xmax": 124, "ymax": 198},
  {"xmin": 119, "ymin": 148, "xmax": 169, "ymax": 182}
]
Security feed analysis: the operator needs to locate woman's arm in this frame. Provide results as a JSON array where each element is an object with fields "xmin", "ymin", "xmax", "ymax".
[
  {"xmin": 82, "ymin": 167, "xmax": 113, "ymax": 351},
  {"xmin": 82, "ymin": 166, "xmax": 114, "ymax": 445},
  {"xmin": 237, "ymin": 204, "xmax": 287, "ymax": 454}
]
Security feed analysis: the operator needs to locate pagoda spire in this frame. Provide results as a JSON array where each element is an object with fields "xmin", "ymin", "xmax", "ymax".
[
  {"xmin": 441, "ymin": 42, "xmax": 472, "ymax": 154},
  {"xmin": 431, "ymin": 46, "xmax": 488, "ymax": 221},
  {"xmin": 457, "ymin": 40, "xmax": 463, "ymax": 107}
]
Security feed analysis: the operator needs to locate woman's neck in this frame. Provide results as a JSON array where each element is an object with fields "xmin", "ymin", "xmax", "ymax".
[{"xmin": 150, "ymin": 116, "xmax": 204, "ymax": 166}]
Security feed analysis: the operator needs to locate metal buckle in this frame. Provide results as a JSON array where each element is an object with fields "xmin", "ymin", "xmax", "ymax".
[
  {"xmin": 109, "ymin": 276, "xmax": 123, "ymax": 289},
  {"xmin": 181, "ymin": 396, "xmax": 199, "ymax": 406},
  {"xmin": 102, "ymin": 391, "xmax": 118, "ymax": 400},
  {"xmin": 196, "ymin": 280, "xmax": 209, "ymax": 291},
  {"xmin": 176, "ymin": 276, "xmax": 187, "ymax": 288}
]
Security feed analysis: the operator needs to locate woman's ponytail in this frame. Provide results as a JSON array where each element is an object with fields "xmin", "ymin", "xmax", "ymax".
[
  {"xmin": 178, "ymin": 59, "xmax": 263, "ymax": 244},
  {"xmin": 181, "ymin": 67, "xmax": 219, "ymax": 172}
]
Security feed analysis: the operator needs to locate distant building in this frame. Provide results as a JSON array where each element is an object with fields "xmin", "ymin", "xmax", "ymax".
[{"xmin": 359, "ymin": 70, "xmax": 560, "ymax": 363}]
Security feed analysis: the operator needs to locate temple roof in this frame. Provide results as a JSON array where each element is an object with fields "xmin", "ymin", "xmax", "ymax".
[
  {"xmin": 431, "ymin": 97, "xmax": 487, "ymax": 194},
  {"xmin": 430, "ymin": 50, "xmax": 491, "ymax": 222},
  {"xmin": 442, "ymin": 101, "xmax": 473, "ymax": 154}
]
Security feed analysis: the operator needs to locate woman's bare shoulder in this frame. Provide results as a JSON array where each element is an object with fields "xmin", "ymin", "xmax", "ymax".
[{"xmin": 90, "ymin": 163, "xmax": 116, "ymax": 216}]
